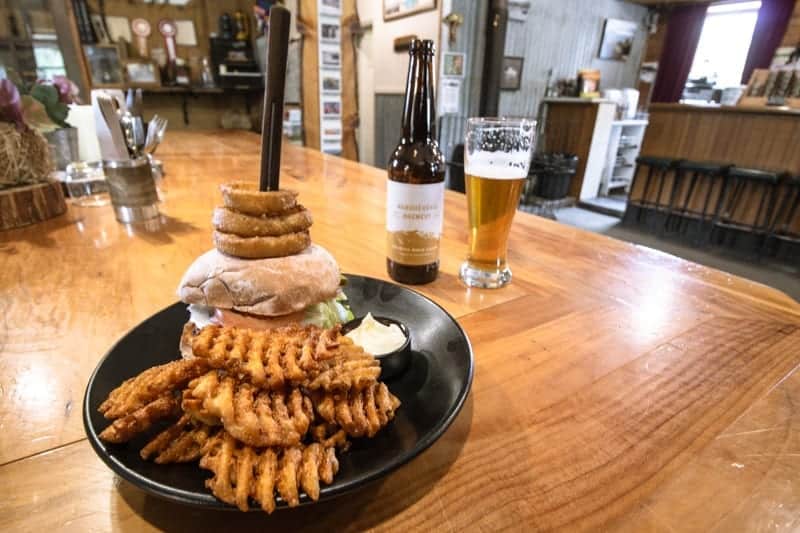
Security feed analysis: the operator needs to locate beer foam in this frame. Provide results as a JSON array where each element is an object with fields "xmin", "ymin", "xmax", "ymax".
[{"xmin": 465, "ymin": 151, "xmax": 530, "ymax": 179}]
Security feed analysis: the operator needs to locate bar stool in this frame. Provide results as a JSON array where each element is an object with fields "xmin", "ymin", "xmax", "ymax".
[
  {"xmin": 624, "ymin": 156, "xmax": 680, "ymax": 227},
  {"xmin": 765, "ymin": 174, "xmax": 800, "ymax": 260},
  {"xmin": 664, "ymin": 161, "xmax": 731, "ymax": 243},
  {"xmin": 711, "ymin": 167, "xmax": 780, "ymax": 253}
]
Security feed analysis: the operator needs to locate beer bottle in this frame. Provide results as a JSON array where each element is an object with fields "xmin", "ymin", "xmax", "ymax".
[{"xmin": 386, "ymin": 39, "xmax": 446, "ymax": 285}]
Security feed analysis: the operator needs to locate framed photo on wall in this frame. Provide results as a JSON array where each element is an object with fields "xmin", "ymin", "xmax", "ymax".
[
  {"xmin": 500, "ymin": 56, "xmax": 523, "ymax": 90},
  {"xmin": 598, "ymin": 18, "xmax": 637, "ymax": 61},
  {"xmin": 124, "ymin": 60, "xmax": 160, "ymax": 88},
  {"xmin": 83, "ymin": 44, "xmax": 125, "ymax": 87},
  {"xmin": 443, "ymin": 52, "xmax": 465, "ymax": 77},
  {"xmin": 384, "ymin": 0, "xmax": 436, "ymax": 21}
]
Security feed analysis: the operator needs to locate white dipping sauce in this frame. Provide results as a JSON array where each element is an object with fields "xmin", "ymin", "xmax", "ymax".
[{"xmin": 345, "ymin": 313, "xmax": 406, "ymax": 355}]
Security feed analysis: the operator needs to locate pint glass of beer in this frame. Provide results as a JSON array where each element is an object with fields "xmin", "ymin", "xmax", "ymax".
[{"xmin": 460, "ymin": 117, "xmax": 535, "ymax": 289}]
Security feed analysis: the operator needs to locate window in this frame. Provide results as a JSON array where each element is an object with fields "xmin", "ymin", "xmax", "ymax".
[{"xmin": 683, "ymin": 1, "xmax": 761, "ymax": 101}]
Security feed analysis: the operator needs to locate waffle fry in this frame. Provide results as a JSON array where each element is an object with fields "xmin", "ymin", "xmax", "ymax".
[
  {"xmin": 200, "ymin": 432, "xmax": 339, "ymax": 513},
  {"xmin": 98, "ymin": 394, "xmax": 180, "ymax": 443},
  {"xmin": 307, "ymin": 341, "xmax": 381, "ymax": 392},
  {"xmin": 97, "ymin": 322, "xmax": 402, "ymax": 513},
  {"xmin": 191, "ymin": 324, "xmax": 344, "ymax": 389},
  {"xmin": 314, "ymin": 383, "xmax": 401, "ymax": 438},
  {"xmin": 310, "ymin": 423, "xmax": 350, "ymax": 451},
  {"xmin": 140, "ymin": 414, "xmax": 218, "ymax": 464},
  {"xmin": 182, "ymin": 371, "xmax": 314, "ymax": 447},
  {"xmin": 98, "ymin": 359, "xmax": 209, "ymax": 420}
]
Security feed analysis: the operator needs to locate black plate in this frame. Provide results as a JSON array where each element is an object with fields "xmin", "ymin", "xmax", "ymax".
[{"xmin": 83, "ymin": 274, "xmax": 474, "ymax": 510}]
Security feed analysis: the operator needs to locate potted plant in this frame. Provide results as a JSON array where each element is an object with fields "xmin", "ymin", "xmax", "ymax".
[
  {"xmin": 0, "ymin": 77, "xmax": 67, "ymax": 230},
  {"xmin": 33, "ymin": 76, "xmax": 82, "ymax": 170}
]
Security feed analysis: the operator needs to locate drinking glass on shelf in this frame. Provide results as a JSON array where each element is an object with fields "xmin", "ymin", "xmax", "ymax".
[{"xmin": 460, "ymin": 117, "xmax": 536, "ymax": 289}]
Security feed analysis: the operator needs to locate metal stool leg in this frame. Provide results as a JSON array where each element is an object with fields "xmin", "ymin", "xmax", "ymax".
[
  {"xmin": 760, "ymin": 182, "xmax": 789, "ymax": 256},
  {"xmin": 678, "ymin": 170, "xmax": 700, "ymax": 237},
  {"xmin": 651, "ymin": 167, "xmax": 669, "ymax": 233},
  {"xmin": 695, "ymin": 172, "xmax": 718, "ymax": 244},
  {"xmin": 720, "ymin": 179, "xmax": 745, "ymax": 246},
  {"xmin": 664, "ymin": 168, "xmax": 684, "ymax": 234},
  {"xmin": 637, "ymin": 165, "xmax": 655, "ymax": 223},
  {"xmin": 712, "ymin": 176, "xmax": 733, "ymax": 245},
  {"xmin": 773, "ymin": 186, "xmax": 800, "ymax": 246}
]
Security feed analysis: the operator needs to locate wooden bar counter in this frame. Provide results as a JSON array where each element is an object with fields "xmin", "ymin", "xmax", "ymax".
[
  {"xmin": 1, "ymin": 131, "xmax": 799, "ymax": 531},
  {"xmin": 642, "ymin": 103, "xmax": 800, "ymax": 174}
]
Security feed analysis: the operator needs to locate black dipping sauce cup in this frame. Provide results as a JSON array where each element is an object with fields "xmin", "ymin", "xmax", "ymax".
[{"xmin": 341, "ymin": 316, "xmax": 411, "ymax": 380}]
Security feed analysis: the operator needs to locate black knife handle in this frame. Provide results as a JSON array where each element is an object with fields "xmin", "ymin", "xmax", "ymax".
[{"xmin": 259, "ymin": 5, "xmax": 291, "ymax": 192}]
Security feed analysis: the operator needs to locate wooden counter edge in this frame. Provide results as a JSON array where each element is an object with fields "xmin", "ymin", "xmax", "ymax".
[{"xmin": 649, "ymin": 102, "xmax": 800, "ymax": 117}]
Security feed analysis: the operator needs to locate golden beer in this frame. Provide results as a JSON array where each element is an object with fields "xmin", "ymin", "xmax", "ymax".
[
  {"xmin": 459, "ymin": 117, "xmax": 535, "ymax": 289},
  {"xmin": 465, "ymin": 174, "xmax": 526, "ymax": 270}
]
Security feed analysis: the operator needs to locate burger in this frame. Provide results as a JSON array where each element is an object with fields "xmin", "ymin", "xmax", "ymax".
[{"xmin": 177, "ymin": 243, "xmax": 354, "ymax": 355}]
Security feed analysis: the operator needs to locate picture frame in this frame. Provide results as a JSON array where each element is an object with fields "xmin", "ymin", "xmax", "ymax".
[
  {"xmin": 124, "ymin": 59, "xmax": 160, "ymax": 88},
  {"xmin": 598, "ymin": 18, "xmax": 637, "ymax": 61},
  {"xmin": 321, "ymin": 118, "xmax": 342, "ymax": 140},
  {"xmin": 443, "ymin": 52, "xmax": 465, "ymax": 77},
  {"xmin": 500, "ymin": 56, "xmax": 523, "ymax": 90},
  {"xmin": 90, "ymin": 14, "xmax": 110, "ymax": 45},
  {"xmin": 321, "ymin": 70, "xmax": 341, "ymax": 93},
  {"xmin": 83, "ymin": 44, "xmax": 125, "ymax": 88},
  {"xmin": 322, "ymin": 99, "xmax": 342, "ymax": 118},
  {"xmin": 383, "ymin": 0, "xmax": 436, "ymax": 21},
  {"xmin": 105, "ymin": 16, "xmax": 132, "ymax": 44},
  {"xmin": 321, "ymin": 48, "xmax": 341, "ymax": 67},
  {"xmin": 320, "ymin": 20, "xmax": 340, "ymax": 42},
  {"xmin": 320, "ymin": 0, "xmax": 342, "ymax": 16}
]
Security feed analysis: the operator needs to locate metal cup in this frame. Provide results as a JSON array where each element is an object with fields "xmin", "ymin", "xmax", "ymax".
[
  {"xmin": 103, "ymin": 158, "xmax": 160, "ymax": 223},
  {"xmin": 44, "ymin": 127, "xmax": 80, "ymax": 170}
]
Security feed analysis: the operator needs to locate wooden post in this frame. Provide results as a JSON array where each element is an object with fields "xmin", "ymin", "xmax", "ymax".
[{"xmin": 300, "ymin": 0, "xmax": 358, "ymax": 161}]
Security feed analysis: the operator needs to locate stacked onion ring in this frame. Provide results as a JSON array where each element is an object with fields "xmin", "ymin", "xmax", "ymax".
[{"xmin": 212, "ymin": 183, "xmax": 313, "ymax": 258}]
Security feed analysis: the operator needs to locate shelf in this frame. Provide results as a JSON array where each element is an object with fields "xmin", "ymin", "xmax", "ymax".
[
  {"xmin": 125, "ymin": 86, "xmax": 262, "ymax": 94},
  {"xmin": 99, "ymin": 85, "xmax": 263, "ymax": 125},
  {"xmin": 612, "ymin": 119, "xmax": 649, "ymax": 126},
  {"xmin": 617, "ymin": 144, "xmax": 639, "ymax": 151}
]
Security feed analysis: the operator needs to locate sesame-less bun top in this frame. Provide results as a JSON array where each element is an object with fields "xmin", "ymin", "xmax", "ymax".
[{"xmin": 177, "ymin": 244, "xmax": 340, "ymax": 317}]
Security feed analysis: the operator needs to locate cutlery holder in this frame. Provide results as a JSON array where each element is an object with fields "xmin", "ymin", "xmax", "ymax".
[{"xmin": 103, "ymin": 158, "xmax": 159, "ymax": 223}]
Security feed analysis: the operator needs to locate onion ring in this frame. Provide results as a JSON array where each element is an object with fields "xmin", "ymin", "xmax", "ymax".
[
  {"xmin": 213, "ymin": 230, "xmax": 311, "ymax": 259},
  {"xmin": 220, "ymin": 182, "xmax": 298, "ymax": 215},
  {"xmin": 212, "ymin": 206, "xmax": 313, "ymax": 237}
]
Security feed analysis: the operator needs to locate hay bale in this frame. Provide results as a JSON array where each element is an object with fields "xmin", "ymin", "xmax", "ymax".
[{"xmin": 0, "ymin": 123, "xmax": 55, "ymax": 189}]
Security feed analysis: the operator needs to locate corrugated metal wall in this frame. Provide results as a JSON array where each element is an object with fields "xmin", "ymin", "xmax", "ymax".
[
  {"xmin": 374, "ymin": 93, "xmax": 405, "ymax": 168},
  {"xmin": 499, "ymin": 0, "xmax": 649, "ymax": 118},
  {"xmin": 437, "ymin": 0, "xmax": 488, "ymax": 188}
]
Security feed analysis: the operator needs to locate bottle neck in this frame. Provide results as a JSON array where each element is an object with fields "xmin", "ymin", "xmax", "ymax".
[{"xmin": 401, "ymin": 48, "xmax": 436, "ymax": 142}]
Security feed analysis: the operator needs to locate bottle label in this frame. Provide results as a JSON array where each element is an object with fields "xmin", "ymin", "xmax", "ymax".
[{"xmin": 386, "ymin": 181, "xmax": 444, "ymax": 265}]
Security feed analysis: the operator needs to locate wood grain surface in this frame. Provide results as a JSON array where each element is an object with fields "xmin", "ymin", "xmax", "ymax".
[
  {"xmin": 1, "ymin": 131, "xmax": 799, "ymax": 531},
  {"xmin": 0, "ymin": 181, "xmax": 66, "ymax": 230},
  {"xmin": 542, "ymin": 101, "xmax": 599, "ymax": 198},
  {"xmin": 642, "ymin": 104, "xmax": 800, "ymax": 174}
]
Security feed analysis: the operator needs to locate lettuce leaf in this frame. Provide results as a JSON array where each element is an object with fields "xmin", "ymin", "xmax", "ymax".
[{"xmin": 303, "ymin": 290, "xmax": 354, "ymax": 328}]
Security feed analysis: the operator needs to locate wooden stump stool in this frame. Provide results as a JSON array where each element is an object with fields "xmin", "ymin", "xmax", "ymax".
[{"xmin": 0, "ymin": 181, "xmax": 67, "ymax": 231}]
